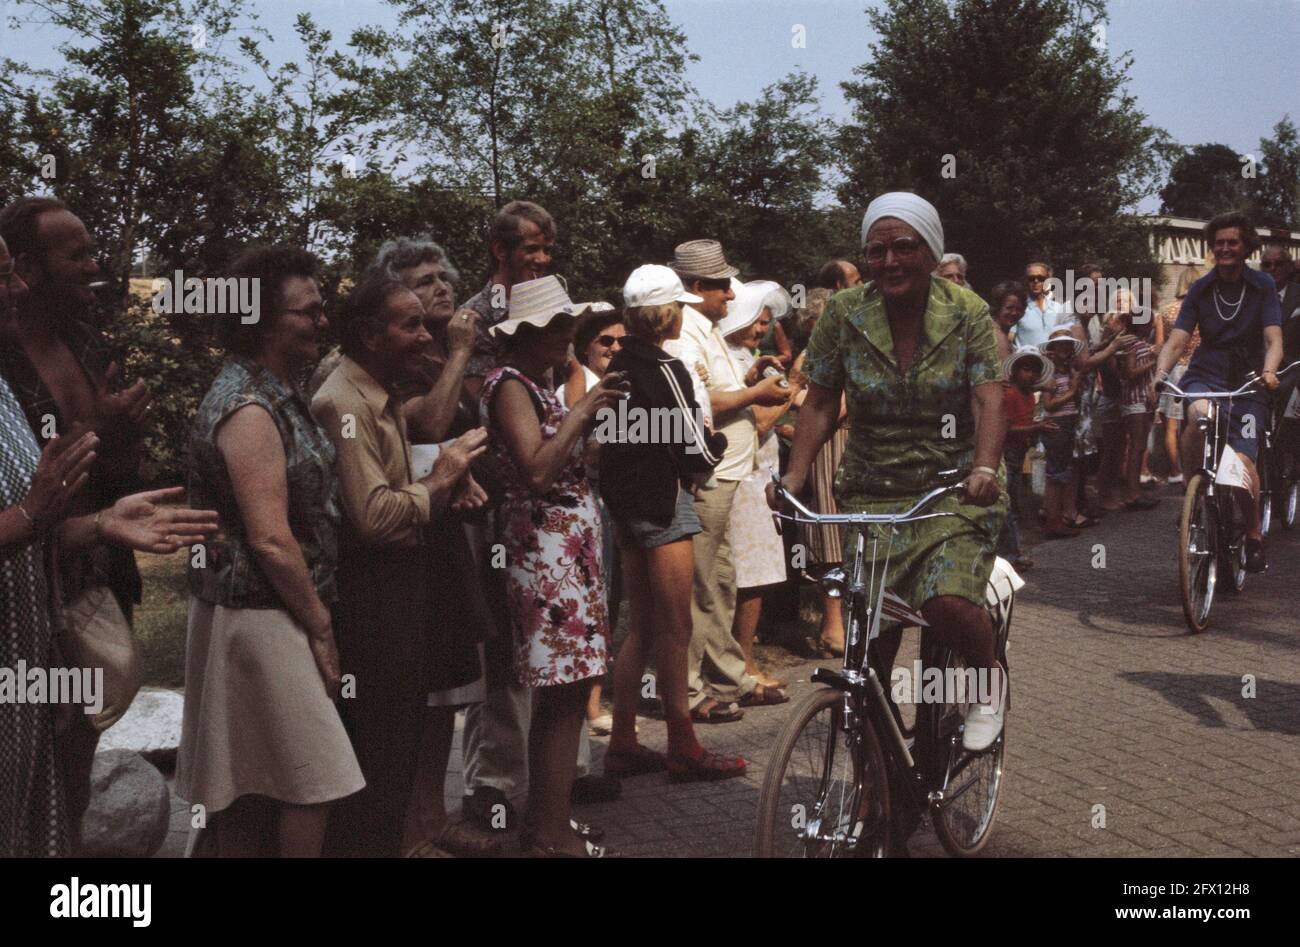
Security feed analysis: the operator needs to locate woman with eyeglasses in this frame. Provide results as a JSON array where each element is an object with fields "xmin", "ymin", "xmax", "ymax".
[
  {"xmin": 177, "ymin": 246, "xmax": 366, "ymax": 858},
  {"xmin": 774, "ymin": 193, "xmax": 1009, "ymax": 754}
]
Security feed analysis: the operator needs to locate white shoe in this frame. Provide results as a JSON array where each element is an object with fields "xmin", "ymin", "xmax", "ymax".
[
  {"xmin": 588, "ymin": 714, "xmax": 613, "ymax": 736},
  {"xmin": 961, "ymin": 674, "xmax": 1006, "ymax": 752},
  {"xmin": 1167, "ymin": 474, "xmax": 1184, "ymax": 484}
]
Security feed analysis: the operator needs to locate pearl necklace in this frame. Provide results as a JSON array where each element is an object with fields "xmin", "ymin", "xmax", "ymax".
[{"xmin": 1213, "ymin": 283, "xmax": 1245, "ymax": 322}]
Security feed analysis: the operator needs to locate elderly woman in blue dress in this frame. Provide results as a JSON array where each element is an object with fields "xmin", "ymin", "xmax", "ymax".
[
  {"xmin": 1154, "ymin": 211, "xmax": 1284, "ymax": 573},
  {"xmin": 773, "ymin": 193, "xmax": 1008, "ymax": 752}
]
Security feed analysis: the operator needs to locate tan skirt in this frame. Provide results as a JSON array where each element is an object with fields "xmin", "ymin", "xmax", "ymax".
[{"xmin": 175, "ymin": 600, "xmax": 365, "ymax": 814}]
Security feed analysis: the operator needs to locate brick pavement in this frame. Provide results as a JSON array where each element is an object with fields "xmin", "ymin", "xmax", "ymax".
[
  {"xmin": 158, "ymin": 482, "xmax": 1300, "ymax": 858},
  {"xmin": 560, "ymin": 482, "xmax": 1300, "ymax": 857}
]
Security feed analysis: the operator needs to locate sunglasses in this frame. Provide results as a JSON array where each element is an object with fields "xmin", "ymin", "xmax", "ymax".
[
  {"xmin": 1026, "ymin": 273, "xmax": 1048, "ymax": 282},
  {"xmin": 595, "ymin": 334, "xmax": 623, "ymax": 348},
  {"xmin": 864, "ymin": 237, "xmax": 923, "ymax": 263}
]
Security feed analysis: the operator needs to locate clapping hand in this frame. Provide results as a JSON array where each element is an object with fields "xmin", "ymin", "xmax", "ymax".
[
  {"xmin": 452, "ymin": 473, "xmax": 489, "ymax": 511},
  {"xmin": 99, "ymin": 486, "xmax": 220, "ymax": 554},
  {"xmin": 21, "ymin": 428, "xmax": 99, "ymax": 529},
  {"xmin": 92, "ymin": 362, "xmax": 151, "ymax": 443},
  {"xmin": 447, "ymin": 308, "xmax": 479, "ymax": 356},
  {"xmin": 429, "ymin": 428, "xmax": 489, "ymax": 486}
]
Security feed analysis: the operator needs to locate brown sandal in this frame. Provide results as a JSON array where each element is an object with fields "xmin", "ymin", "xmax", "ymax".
[
  {"xmin": 690, "ymin": 699, "xmax": 745, "ymax": 724},
  {"xmin": 435, "ymin": 821, "xmax": 506, "ymax": 857},
  {"xmin": 668, "ymin": 748, "xmax": 747, "ymax": 783},
  {"xmin": 738, "ymin": 683, "xmax": 789, "ymax": 707}
]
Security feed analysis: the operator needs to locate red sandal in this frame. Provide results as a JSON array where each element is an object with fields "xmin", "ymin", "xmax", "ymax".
[{"xmin": 667, "ymin": 749, "xmax": 747, "ymax": 783}]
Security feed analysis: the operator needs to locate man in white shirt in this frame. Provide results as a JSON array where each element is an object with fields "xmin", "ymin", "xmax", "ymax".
[{"xmin": 663, "ymin": 240, "xmax": 790, "ymax": 720}]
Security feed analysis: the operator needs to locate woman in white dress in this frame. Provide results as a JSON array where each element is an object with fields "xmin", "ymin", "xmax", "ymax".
[{"xmin": 720, "ymin": 281, "xmax": 798, "ymax": 689}]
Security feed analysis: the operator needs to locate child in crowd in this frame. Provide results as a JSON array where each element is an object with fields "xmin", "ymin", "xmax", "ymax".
[
  {"xmin": 1113, "ymin": 296, "xmax": 1161, "ymax": 509},
  {"xmin": 1039, "ymin": 328, "xmax": 1084, "ymax": 538},
  {"xmin": 1000, "ymin": 349, "xmax": 1057, "ymax": 570}
]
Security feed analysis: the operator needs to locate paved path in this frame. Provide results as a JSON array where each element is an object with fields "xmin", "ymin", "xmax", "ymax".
[
  {"xmin": 159, "ymin": 482, "xmax": 1300, "ymax": 857},
  {"xmin": 560, "ymin": 482, "xmax": 1300, "ymax": 857}
]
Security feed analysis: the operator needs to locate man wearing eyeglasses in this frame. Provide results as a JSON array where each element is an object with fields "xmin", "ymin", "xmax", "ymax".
[
  {"xmin": 0, "ymin": 196, "xmax": 151, "ymax": 852},
  {"xmin": 1013, "ymin": 261, "xmax": 1067, "ymax": 350}
]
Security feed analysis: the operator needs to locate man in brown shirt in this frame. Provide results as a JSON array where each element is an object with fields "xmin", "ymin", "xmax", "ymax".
[{"xmin": 0, "ymin": 197, "xmax": 151, "ymax": 852}]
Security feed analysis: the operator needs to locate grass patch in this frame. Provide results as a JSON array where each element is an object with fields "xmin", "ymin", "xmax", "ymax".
[{"xmin": 134, "ymin": 551, "xmax": 190, "ymax": 688}]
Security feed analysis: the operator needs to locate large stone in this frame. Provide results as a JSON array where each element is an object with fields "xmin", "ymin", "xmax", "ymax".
[
  {"xmin": 98, "ymin": 687, "xmax": 184, "ymax": 768},
  {"xmin": 81, "ymin": 750, "xmax": 171, "ymax": 858}
]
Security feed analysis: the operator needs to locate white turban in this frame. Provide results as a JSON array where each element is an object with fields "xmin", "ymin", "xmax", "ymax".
[{"xmin": 860, "ymin": 192, "xmax": 944, "ymax": 261}]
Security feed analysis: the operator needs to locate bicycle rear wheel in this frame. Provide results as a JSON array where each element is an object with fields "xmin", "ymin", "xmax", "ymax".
[
  {"xmin": 754, "ymin": 687, "xmax": 891, "ymax": 858},
  {"xmin": 1220, "ymin": 492, "xmax": 1247, "ymax": 593},
  {"xmin": 1283, "ymin": 480, "xmax": 1298, "ymax": 529},
  {"xmin": 921, "ymin": 636, "xmax": 1007, "ymax": 857},
  {"xmin": 1178, "ymin": 473, "xmax": 1216, "ymax": 633}
]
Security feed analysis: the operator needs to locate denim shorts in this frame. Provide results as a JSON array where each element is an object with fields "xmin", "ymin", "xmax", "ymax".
[
  {"xmin": 614, "ymin": 484, "xmax": 702, "ymax": 550},
  {"xmin": 1042, "ymin": 416, "xmax": 1077, "ymax": 484}
]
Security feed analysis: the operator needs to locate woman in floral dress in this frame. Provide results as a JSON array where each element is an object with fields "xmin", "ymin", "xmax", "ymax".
[{"xmin": 480, "ymin": 276, "xmax": 625, "ymax": 857}]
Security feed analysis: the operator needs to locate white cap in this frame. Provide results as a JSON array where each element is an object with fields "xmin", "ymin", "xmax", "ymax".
[{"xmin": 622, "ymin": 264, "xmax": 704, "ymax": 308}]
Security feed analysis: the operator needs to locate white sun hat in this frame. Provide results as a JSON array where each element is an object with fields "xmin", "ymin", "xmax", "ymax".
[
  {"xmin": 718, "ymin": 280, "xmax": 791, "ymax": 338},
  {"xmin": 622, "ymin": 264, "xmax": 703, "ymax": 308},
  {"xmin": 1038, "ymin": 326, "xmax": 1085, "ymax": 358},
  {"xmin": 1002, "ymin": 346, "xmax": 1054, "ymax": 386},
  {"xmin": 490, "ymin": 275, "xmax": 585, "ymax": 337}
]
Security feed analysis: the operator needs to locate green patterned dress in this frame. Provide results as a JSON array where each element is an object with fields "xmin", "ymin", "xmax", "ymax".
[{"xmin": 801, "ymin": 277, "xmax": 1007, "ymax": 614}]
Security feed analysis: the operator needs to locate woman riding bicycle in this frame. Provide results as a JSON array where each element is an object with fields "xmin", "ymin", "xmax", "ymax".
[
  {"xmin": 771, "ymin": 192, "xmax": 1007, "ymax": 752},
  {"xmin": 1154, "ymin": 211, "xmax": 1283, "ymax": 573}
]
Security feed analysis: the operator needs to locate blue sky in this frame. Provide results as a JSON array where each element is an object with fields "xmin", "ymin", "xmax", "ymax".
[{"xmin": 4, "ymin": 0, "xmax": 1298, "ymax": 211}]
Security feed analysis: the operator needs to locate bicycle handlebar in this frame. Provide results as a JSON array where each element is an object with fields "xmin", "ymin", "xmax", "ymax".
[
  {"xmin": 769, "ymin": 469, "xmax": 969, "ymax": 527},
  {"xmin": 1155, "ymin": 359, "xmax": 1300, "ymax": 399}
]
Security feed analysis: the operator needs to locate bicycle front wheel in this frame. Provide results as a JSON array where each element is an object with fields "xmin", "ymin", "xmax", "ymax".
[
  {"xmin": 1178, "ymin": 473, "xmax": 1216, "ymax": 633},
  {"xmin": 921, "ymin": 640, "xmax": 1007, "ymax": 857},
  {"xmin": 754, "ymin": 687, "xmax": 891, "ymax": 858}
]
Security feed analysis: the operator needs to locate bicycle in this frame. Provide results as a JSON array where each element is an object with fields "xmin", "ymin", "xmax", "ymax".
[
  {"xmin": 1264, "ymin": 381, "xmax": 1300, "ymax": 533},
  {"xmin": 1158, "ymin": 360, "xmax": 1300, "ymax": 633},
  {"xmin": 754, "ymin": 470, "xmax": 1020, "ymax": 858}
]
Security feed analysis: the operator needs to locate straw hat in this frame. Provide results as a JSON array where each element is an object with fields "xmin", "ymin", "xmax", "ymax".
[
  {"xmin": 1039, "ymin": 326, "xmax": 1084, "ymax": 358},
  {"xmin": 1002, "ymin": 347, "xmax": 1054, "ymax": 386},
  {"xmin": 490, "ymin": 275, "xmax": 593, "ymax": 338},
  {"xmin": 670, "ymin": 239, "xmax": 739, "ymax": 280},
  {"xmin": 718, "ymin": 279, "xmax": 792, "ymax": 338}
]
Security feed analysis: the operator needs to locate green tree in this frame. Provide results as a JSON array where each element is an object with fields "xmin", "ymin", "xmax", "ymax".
[
  {"xmin": 377, "ymin": 0, "xmax": 698, "ymax": 297},
  {"xmin": 1252, "ymin": 117, "xmax": 1300, "ymax": 229},
  {"xmin": 838, "ymin": 0, "xmax": 1169, "ymax": 290},
  {"xmin": 1159, "ymin": 143, "xmax": 1255, "ymax": 221}
]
